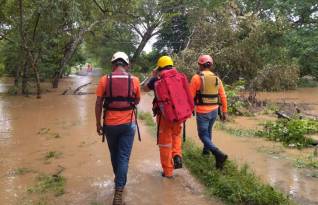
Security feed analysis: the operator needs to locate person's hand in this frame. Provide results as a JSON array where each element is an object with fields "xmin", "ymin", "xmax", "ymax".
[
  {"xmin": 96, "ymin": 123, "xmax": 103, "ymax": 135},
  {"xmin": 221, "ymin": 112, "xmax": 228, "ymax": 122},
  {"xmin": 152, "ymin": 69, "xmax": 158, "ymax": 77}
]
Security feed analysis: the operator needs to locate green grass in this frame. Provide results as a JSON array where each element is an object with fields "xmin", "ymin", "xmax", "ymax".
[
  {"xmin": 215, "ymin": 122, "xmax": 256, "ymax": 137},
  {"xmin": 297, "ymin": 78, "xmax": 318, "ymax": 88},
  {"xmin": 12, "ymin": 167, "xmax": 33, "ymax": 176},
  {"xmin": 28, "ymin": 174, "xmax": 65, "ymax": 196},
  {"xmin": 138, "ymin": 111, "xmax": 155, "ymax": 127},
  {"xmin": 44, "ymin": 151, "xmax": 63, "ymax": 160},
  {"xmin": 138, "ymin": 111, "xmax": 156, "ymax": 135},
  {"xmin": 294, "ymin": 154, "xmax": 318, "ymax": 169},
  {"xmin": 183, "ymin": 141, "xmax": 293, "ymax": 205},
  {"xmin": 256, "ymin": 119, "xmax": 318, "ymax": 149}
]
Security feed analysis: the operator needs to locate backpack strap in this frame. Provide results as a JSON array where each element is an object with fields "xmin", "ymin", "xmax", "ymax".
[{"xmin": 103, "ymin": 73, "xmax": 136, "ymax": 111}]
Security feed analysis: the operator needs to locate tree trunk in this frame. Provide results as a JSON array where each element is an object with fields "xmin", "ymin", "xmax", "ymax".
[
  {"xmin": 22, "ymin": 62, "xmax": 29, "ymax": 95},
  {"xmin": 52, "ymin": 21, "xmax": 99, "ymax": 88},
  {"xmin": 130, "ymin": 28, "xmax": 155, "ymax": 66},
  {"xmin": 15, "ymin": 65, "xmax": 20, "ymax": 88}
]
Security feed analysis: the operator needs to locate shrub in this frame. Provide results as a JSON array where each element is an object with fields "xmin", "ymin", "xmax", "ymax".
[
  {"xmin": 251, "ymin": 63, "xmax": 300, "ymax": 91},
  {"xmin": 256, "ymin": 119, "xmax": 318, "ymax": 148}
]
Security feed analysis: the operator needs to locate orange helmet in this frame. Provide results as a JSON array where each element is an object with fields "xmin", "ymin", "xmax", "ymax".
[{"xmin": 198, "ymin": 55, "xmax": 213, "ymax": 65}]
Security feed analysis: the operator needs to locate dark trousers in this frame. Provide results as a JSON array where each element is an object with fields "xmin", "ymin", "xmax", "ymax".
[{"xmin": 103, "ymin": 123, "xmax": 136, "ymax": 188}]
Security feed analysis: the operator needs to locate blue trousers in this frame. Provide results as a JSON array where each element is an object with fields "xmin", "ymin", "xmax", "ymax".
[
  {"xmin": 103, "ymin": 123, "xmax": 136, "ymax": 188},
  {"xmin": 196, "ymin": 109, "xmax": 220, "ymax": 154}
]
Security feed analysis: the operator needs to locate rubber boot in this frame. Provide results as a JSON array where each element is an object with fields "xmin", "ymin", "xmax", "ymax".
[
  {"xmin": 211, "ymin": 148, "xmax": 228, "ymax": 170},
  {"xmin": 113, "ymin": 187, "xmax": 124, "ymax": 205},
  {"xmin": 202, "ymin": 148, "xmax": 210, "ymax": 156},
  {"xmin": 173, "ymin": 155, "xmax": 183, "ymax": 169}
]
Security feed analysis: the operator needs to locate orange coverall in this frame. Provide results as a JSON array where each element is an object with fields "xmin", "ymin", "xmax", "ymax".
[
  {"xmin": 157, "ymin": 115, "xmax": 182, "ymax": 177},
  {"xmin": 147, "ymin": 76, "xmax": 182, "ymax": 177}
]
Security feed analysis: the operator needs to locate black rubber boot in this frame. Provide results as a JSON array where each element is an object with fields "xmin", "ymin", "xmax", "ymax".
[
  {"xmin": 202, "ymin": 148, "xmax": 210, "ymax": 156},
  {"xmin": 212, "ymin": 149, "xmax": 228, "ymax": 170},
  {"xmin": 113, "ymin": 187, "xmax": 124, "ymax": 205},
  {"xmin": 173, "ymin": 155, "xmax": 183, "ymax": 169}
]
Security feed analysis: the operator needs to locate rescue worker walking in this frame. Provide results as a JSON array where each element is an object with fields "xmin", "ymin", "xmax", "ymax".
[
  {"xmin": 142, "ymin": 56, "xmax": 190, "ymax": 178},
  {"xmin": 189, "ymin": 55, "xmax": 228, "ymax": 169},
  {"xmin": 95, "ymin": 52, "xmax": 140, "ymax": 205}
]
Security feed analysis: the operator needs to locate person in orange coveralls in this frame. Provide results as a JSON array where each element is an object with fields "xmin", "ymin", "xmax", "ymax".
[
  {"xmin": 142, "ymin": 56, "xmax": 183, "ymax": 178},
  {"xmin": 189, "ymin": 54, "xmax": 228, "ymax": 169}
]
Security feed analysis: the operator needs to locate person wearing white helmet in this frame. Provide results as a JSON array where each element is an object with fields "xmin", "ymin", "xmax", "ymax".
[{"xmin": 95, "ymin": 51, "xmax": 141, "ymax": 205}]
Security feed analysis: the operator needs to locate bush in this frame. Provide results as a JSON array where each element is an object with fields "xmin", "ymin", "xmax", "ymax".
[
  {"xmin": 251, "ymin": 63, "xmax": 300, "ymax": 91},
  {"xmin": 183, "ymin": 141, "xmax": 292, "ymax": 205},
  {"xmin": 256, "ymin": 119, "xmax": 318, "ymax": 148}
]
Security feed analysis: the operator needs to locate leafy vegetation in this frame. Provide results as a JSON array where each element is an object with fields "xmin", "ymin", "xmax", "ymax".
[
  {"xmin": 294, "ymin": 154, "xmax": 318, "ymax": 169},
  {"xmin": 1, "ymin": 0, "xmax": 317, "ymax": 97},
  {"xmin": 183, "ymin": 141, "xmax": 292, "ymax": 205},
  {"xmin": 44, "ymin": 151, "xmax": 62, "ymax": 161},
  {"xmin": 256, "ymin": 119, "xmax": 318, "ymax": 148},
  {"xmin": 9, "ymin": 167, "xmax": 34, "ymax": 176},
  {"xmin": 28, "ymin": 174, "xmax": 65, "ymax": 196}
]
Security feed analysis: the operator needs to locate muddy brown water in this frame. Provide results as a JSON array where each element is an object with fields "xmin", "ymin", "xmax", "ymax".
[
  {"xmin": 1, "ymin": 74, "xmax": 318, "ymax": 205},
  {"xmin": 257, "ymin": 88, "xmax": 318, "ymax": 114},
  {"xmin": 0, "ymin": 75, "xmax": 221, "ymax": 205}
]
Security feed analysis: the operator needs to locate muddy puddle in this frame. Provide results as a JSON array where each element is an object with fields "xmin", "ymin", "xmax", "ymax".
[{"xmin": 0, "ymin": 74, "xmax": 221, "ymax": 205}]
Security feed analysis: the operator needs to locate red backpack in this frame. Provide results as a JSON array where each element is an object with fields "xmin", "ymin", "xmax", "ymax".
[{"xmin": 154, "ymin": 68, "xmax": 194, "ymax": 123}]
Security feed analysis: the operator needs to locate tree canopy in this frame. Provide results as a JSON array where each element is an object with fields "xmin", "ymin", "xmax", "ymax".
[{"xmin": 0, "ymin": 0, "xmax": 317, "ymax": 96}]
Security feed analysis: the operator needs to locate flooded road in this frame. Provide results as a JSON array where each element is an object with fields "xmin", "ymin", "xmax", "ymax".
[
  {"xmin": 0, "ymin": 75, "xmax": 221, "ymax": 205},
  {"xmin": 1, "ymin": 74, "xmax": 317, "ymax": 205}
]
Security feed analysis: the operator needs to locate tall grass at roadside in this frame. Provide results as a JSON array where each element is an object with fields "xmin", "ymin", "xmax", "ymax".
[{"xmin": 183, "ymin": 140, "xmax": 293, "ymax": 205}]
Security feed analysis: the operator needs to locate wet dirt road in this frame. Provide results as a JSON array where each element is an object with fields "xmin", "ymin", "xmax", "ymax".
[{"xmin": 0, "ymin": 75, "xmax": 221, "ymax": 205}]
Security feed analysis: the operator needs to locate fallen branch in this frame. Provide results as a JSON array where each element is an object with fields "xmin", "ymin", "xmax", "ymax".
[
  {"xmin": 275, "ymin": 111, "xmax": 291, "ymax": 120},
  {"xmin": 76, "ymin": 92, "xmax": 95, "ymax": 95},
  {"xmin": 61, "ymin": 87, "xmax": 71, "ymax": 95},
  {"xmin": 73, "ymin": 82, "xmax": 91, "ymax": 94}
]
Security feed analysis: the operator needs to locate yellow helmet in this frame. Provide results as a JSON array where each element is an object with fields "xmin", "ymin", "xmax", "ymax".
[{"xmin": 157, "ymin": 56, "xmax": 173, "ymax": 69}]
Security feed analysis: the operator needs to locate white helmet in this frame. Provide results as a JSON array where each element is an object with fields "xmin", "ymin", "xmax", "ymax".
[{"xmin": 111, "ymin": 51, "xmax": 129, "ymax": 65}]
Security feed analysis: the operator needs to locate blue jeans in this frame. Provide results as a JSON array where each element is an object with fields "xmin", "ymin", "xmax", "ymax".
[
  {"xmin": 196, "ymin": 110, "xmax": 219, "ymax": 154},
  {"xmin": 103, "ymin": 123, "xmax": 136, "ymax": 188}
]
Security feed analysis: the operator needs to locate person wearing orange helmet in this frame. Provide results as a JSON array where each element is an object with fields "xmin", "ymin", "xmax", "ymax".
[{"xmin": 189, "ymin": 54, "xmax": 228, "ymax": 169}]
